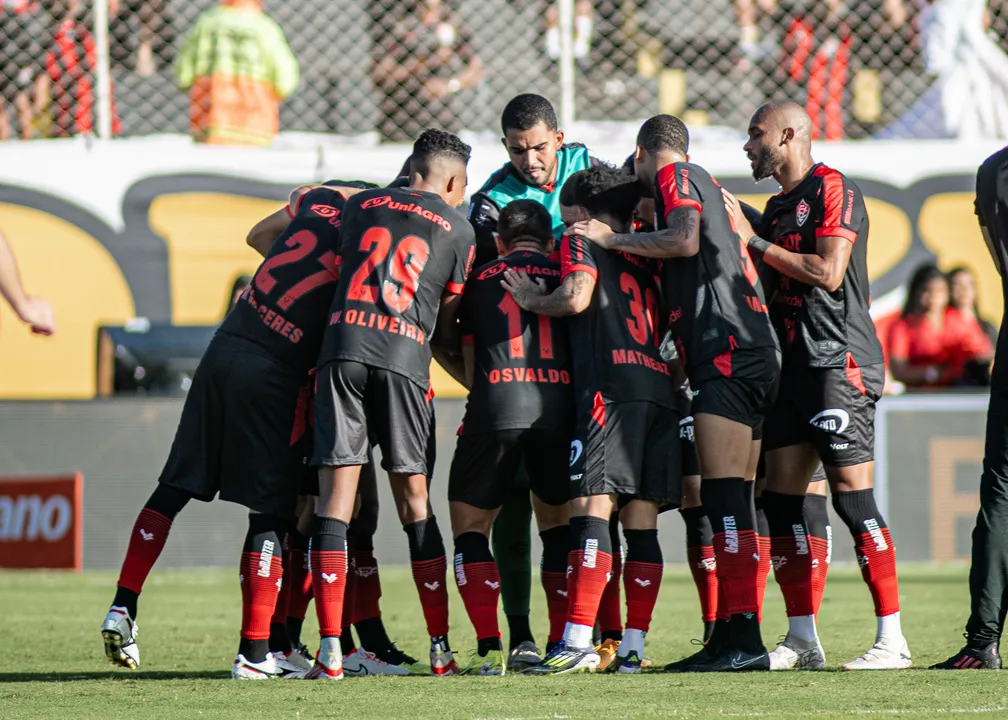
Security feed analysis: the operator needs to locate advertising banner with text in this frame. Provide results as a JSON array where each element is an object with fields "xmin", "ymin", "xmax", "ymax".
[{"xmin": 0, "ymin": 473, "xmax": 83, "ymax": 570}]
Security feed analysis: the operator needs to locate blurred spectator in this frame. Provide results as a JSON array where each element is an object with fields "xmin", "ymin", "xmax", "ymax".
[
  {"xmin": 0, "ymin": 1, "xmax": 49, "ymax": 140},
  {"xmin": 948, "ymin": 265, "xmax": 1000, "ymax": 348},
  {"xmin": 736, "ymin": 0, "xmax": 778, "ymax": 64},
  {"xmin": 110, "ymin": 0, "xmax": 175, "ymax": 77},
  {"xmin": 371, "ymin": 0, "xmax": 483, "ymax": 143},
  {"xmin": 175, "ymin": 0, "xmax": 299, "ymax": 146},
  {"xmin": 225, "ymin": 273, "xmax": 252, "ymax": 317},
  {"xmin": 917, "ymin": 0, "xmax": 1008, "ymax": 138},
  {"xmin": 46, "ymin": 0, "xmax": 121, "ymax": 138},
  {"xmin": 545, "ymin": 0, "xmax": 594, "ymax": 66},
  {"xmin": 888, "ymin": 263, "xmax": 993, "ymax": 388}
]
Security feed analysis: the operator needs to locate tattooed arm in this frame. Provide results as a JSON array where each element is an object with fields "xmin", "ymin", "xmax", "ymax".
[
  {"xmin": 567, "ymin": 207, "xmax": 700, "ymax": 258},
  {"xmin": 501, "ymin": 268, "xmax": 595, "ymax": 316}
]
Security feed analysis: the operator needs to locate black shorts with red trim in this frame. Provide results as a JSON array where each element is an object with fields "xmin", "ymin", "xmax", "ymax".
[
  {"xmin": 158, "ymin": 335, "xmax": 306, "ymax": 519},
  {"xmin": 691, "ymin": 348, "xmax": 780, "ymax": 440},
  {"xmin": 570, "ymin": 397, "xmax": 682, "ymax": 508},
  {"xmin": 449, "ymin": 428, "xmax": 570, "ymax": 509},
  {"xmin": 311, "ymin": 360, "xmax": 434, "ymax": 476},
  {"xmin": 763, "ymin": 362, "xmax": 884, "ymax": 467}
]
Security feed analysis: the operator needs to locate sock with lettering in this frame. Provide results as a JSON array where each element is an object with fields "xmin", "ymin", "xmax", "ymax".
[
  {"xmin": 681, "ymin": 506, "xmax": 718, "ymax": 629},
  {"xmin": 833, "ymin": 490, "xmax": 902, "ymax": 636},
  {"xmin": 597, "ymin": 514, "xmax": 624, "ymax": 642},
  {"xmin": 113, "ymin": 484, "xmax": 192, "ymax": 619},
  {"xmin": 405, "ymin": 517, "xmax": 450, "ymax": 639},
  {"xmin": 539, "ymin": 525, "xmax": 570, "ymax": 648},
  {"xmin": 285, "ymin": 529, "xmax": 312, "ymax": 646},
  {"xmin": 701, "ymin": 478, "xmax": 761, "ymax": 617},
  {"xmin": 238, "ymin": 514, "xmax": 285, "ymax": 663},
  {"xmin": 804, "ymin": 492, "xmax": 832, "ymax": 619},
  {"xmin": 754, "ymin": 491, "xmax": 772, "ymax": 623},
  {"xmin": 453, "ymin": 531, "xmax": 502, "ymax": 649},
  {"xmin": 562, "ymin": 515, "xmax": 613, "ymax": 648},
  {"xmin": 311, "ymin": 516, "xmax": 348, "ymax": 640}
]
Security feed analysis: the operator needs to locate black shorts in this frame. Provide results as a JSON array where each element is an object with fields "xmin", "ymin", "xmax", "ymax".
[
  {"xmin": 763, "ymin": 363, "xmax": 884, "ymax": 467},
  {"xmin": 691, "ymin": 348, "xmax": 780, "ymax": 439},
  {"xmin": 679, "ymin": 413, "xmax": 701, "ymax": 478},
  {"xmin": 755, "ymin": 449, "xmax": 828, "ymax": 483},
  {"xmin": 449, "ymin": 428, "xmax": 570, "ymax": 509},
  {"xmin": 158, "ymin": 336, "xmax": 304, "ymax": 518},
  {"xmin": 570, "ymin": 399, "xmax": 682, "ymax": 508},
  {"xmin": 312, "ymin": 360, "xmax": 433, "ymax": 475}
]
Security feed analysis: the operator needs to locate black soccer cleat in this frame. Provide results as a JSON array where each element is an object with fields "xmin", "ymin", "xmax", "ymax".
[
  {"xmin": 665, "ymin": 619, "xmax": 728, "ymax": 672},
  {"xmin": 931, "ymin": 641, "xmax": 1001, "ymax": 670},
  {"xmin": 694, "ymin": 647, "xmax": 771, "ymax": 673}
]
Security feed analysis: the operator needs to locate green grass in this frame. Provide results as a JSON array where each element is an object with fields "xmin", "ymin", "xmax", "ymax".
[{"xmin": 3, "ymin": 565, "xmax": 1006, "ymax": 719}]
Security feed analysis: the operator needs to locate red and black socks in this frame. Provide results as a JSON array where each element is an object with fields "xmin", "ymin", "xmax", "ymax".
[
  {"xmin": 597, "ymin": 514, "xmax": 624, "ymax": 643},
  {"xmin": 340, "ymin": 536, "xmax": 358, "ymax": 657},
  {"xmin": 350, "ymin": 532, "xmax": 394, "ymax": 654},
  {"xmin": 539, "ymin": 525, "xmax": 570, "ymax": 651},
  {"xmin": 753, "ymin": 490, "xmax": 772, "ymax": 623},
  {"xmin": 453, "ymin": 531, "xmax": 503, "ymax": 654},
  {"xmin": 239, "ymin": 514, "xmax": 285, "ymax": 663},
  {"xmin": 564, "ymin": 515, "xmax": 613, "ymax": 648},
  {"xmin": 622, "ymin": 529, "xmax": 663, "ymax": 649},
  {"xmin": 803, "ymin": 492, "xmax": 832, "ymax": 618},
  {"xmin": 405, "ymin": 517, "xmax": 450, "ymax": 642},
  {"xmin": 268, "ymin": 531, "xmax": 294, "ymax": 657},
  {"xmin": 310, "ymin": 516, "xmax": 348, "ymax": 644},
  {"xmin": 701, "ymin": 478, "xmax": 764, "ymax": 652},
  {"xmin": 681, "ymin": 506, "xmax": 718, "ymax": 637},
  {"xmin": 113, "ymin": 484, "xmax": 192, "ymax": 618},
  {"xmin": 763, "ymin": 491, "xmax": 815, "ymax": 619},
  {"xmin": 284, "ymin": 529, "xmax": 313, "ymax": 647}
]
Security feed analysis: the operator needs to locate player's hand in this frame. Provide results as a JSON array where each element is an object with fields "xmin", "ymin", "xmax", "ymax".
[
  {"xmin": 721, "ymin": 188, "xmax": 755, "ymax": 240},
  {"xmin": 567, "ymin": 219, "xmax": 615, "ymax": 248},
  {"xmin": 16, "ymin": 296, "xmax": 55, "ymax": 336},
  {"xmin": 501, "ymin": 268, "xmax": 547, "ymax": 309}
]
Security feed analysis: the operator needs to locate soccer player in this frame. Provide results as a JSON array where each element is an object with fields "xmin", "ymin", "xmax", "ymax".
[
  {"xmin": 467, "ymin": 93, "xmax": 597, "ymax": 669},
  {"xmin": 572, "ymin": 115, "xmax": 780, "ymax": 672},
  {"xmin": 722, "ymin": 100, "xmax": 910, "ymax": 669},
  {"xmin": 307, "ymin": 129, "xmax": 476, "ymax": 680},
  {"xmin": 933, "ymin": 145, "xmax": 1008, "ymax": 671},
  {"xmin": 448, "ymin": 200, "xmax": 574, "ymax": 675},
  {"xmin": 504, "ymin": 164, "xmax": 681, "ymax": 674},
  {"xmin": 101, "ymin": 180, "xmax": 357, "ymax": 679}
]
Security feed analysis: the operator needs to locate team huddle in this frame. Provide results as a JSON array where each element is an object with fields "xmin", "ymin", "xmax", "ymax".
[{"xmin": 99, "ymin": 93, "xmax": 910, "ymax": 679}]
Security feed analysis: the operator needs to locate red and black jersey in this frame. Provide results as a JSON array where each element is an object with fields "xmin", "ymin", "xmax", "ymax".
[
  {"xmin": 320, "ymin": 186, "xmax": 476, "ymax": 389},
  {"xmin": 655, "ymin": 162, "xmax": 778, "ymax": 382},
  {"xmin": 219, "ymin": 186, "xmax": 347, "ymax": 373},
  {"xmin": 459, "ymin": 251, "xmax": 573, "ymax": 433},
  {"xmin": 759, "ymin": 163, "xmax": 882, "ymax": 369},
  {"xmin": 561, "ymin": 233, "xmax": 675, "ymax": 412}
]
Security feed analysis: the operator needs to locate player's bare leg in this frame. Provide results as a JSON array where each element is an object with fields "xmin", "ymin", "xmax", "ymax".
[
  {"xmin": 304, "ymin": 464, "xmax": 361, "ymax": 679},
  {"xmin": 613, "ymin": 499, "xmax": 662, "ymax": 673},
  {"xmin": 826, "ymin": 462, "xmax": 910, "ymax": 669},
  {"xmin": 390, "ymin": 471, "xmax": 457, "ymax": 675},
  {"xmin": 763, "ymin": 444, "xmax": 825, "ymax": 670},
  {"xmin": 532, "ymin": 493, "xmax": 570, "ymax": 657},
  {"xmin": 450, "ymin": 501, "xmax": 505, "ymax": 675},
  {"xmin": 687, "ymin": 413, "xmax": 768, "ymax": 671}
]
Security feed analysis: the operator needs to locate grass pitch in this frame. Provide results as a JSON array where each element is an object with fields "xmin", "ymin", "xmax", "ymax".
[{"xmin": 3, "ymin": 565, "xmax": 1007, "ymax": 719}]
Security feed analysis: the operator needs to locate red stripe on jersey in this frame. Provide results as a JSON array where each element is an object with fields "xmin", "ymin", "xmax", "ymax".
[
  {"xmin": 591, "ymin": 391, "xmax": 606, "ymax": 428},
  {"xmin": 657, "ymin": 164, "xmax": 703, "ymax": 218},
  {"xmin": 565, "ymin": 263, "xmax": 597, "ymax": 281},
  {"xmin": 845, "ymin": 351, "xmax": 867, "ymax": 395},
  {"xmin": 814, "ymin": 165, "xmax": 854, "ymax": 241},
  {"xmin": 445, "ymin": 281, "xmax": 465, "ymax": 295},
  {"xmin": 286, "ymin": 204, "xmax": 295, "ymax": 220},
  {"xmin": 560, "ymin": 235, "xmax": 597, "ymax": 280},
  {"xmin": 426, "ymin": 381, "xmax": 436, "ymax": 403}
]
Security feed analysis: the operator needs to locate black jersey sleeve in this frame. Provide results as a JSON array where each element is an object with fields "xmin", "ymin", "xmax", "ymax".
[
  {"xmin": 654, "ymin": 162, "xmax": 705, "ymax": 224},
  {"xmin": 447, "ymin": 225, "xmax": 477, "ymax": 296},
  {"xmin": 559, "ymin": 233, "xmax": 599, "ymax": 281},
  {"xmin": 813, "ymin": 168, "xmax": 864, "ymax": 243}
]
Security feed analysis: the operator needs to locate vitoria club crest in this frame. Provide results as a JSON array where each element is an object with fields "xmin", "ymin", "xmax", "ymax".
[{"xmin": 796, "ymin": 199, "xmax": 810, "ymax": 227}]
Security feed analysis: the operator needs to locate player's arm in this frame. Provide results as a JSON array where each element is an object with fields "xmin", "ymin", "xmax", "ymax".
[
  {"xmin": 741, "ymin": 201, "xmax": 779, "ymax": 300},
  {"xmin": 246, "ymin": 185, "xmax": 314, "ymax": 257},
  {"xmin": 568, "ymin": 208, "xmax": 700, "ymax": 259},
  {"xmin": 723, "ymin": 187, "xmax": 852, "ymax": 293},
  {"xmin": 461, "ymin": 341, "xmax": 476, "ymax": 390},
  {"xmin": 501, "ymin": 269, "xmax": 595, "ymax": 316},
  {"xmin": 0, "ymin": 229, "xmax": 55, "ymax": 335},
  {"xmin": 431, "ymin": 293, "xmax": 469, "ymax": 388},
  {"xmin": 467, "ymin": 193, "xmax": 501, "ymax": 259},
  {"xmin": 975, "ymin": 163, "xmax": 1004, "ymax": 276}
]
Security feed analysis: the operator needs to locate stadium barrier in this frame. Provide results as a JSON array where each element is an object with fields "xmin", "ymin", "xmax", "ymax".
[
  {"xmin": 0, "ymin": 395, "xmax": 986, "ymax": 570},
  {"xmin": 0, "ymin": 473, "xmax": 83, "ymax": 570},
  {"xmin": 0, "ymin": 136, "xmax": 1002, "ymax": 401}
]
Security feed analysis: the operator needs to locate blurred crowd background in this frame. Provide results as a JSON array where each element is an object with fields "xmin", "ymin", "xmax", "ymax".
[{"xmin": 3, "ymin": 0, "xmax": 1008, "ymax": 145}]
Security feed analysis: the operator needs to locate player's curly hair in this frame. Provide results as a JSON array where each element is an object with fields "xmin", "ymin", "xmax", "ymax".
[
  {"xmin": 498, "ymin": 199, "xmax": 554, "ymax": 251},
  {"xmin": 637, "ymin": 114, "xmax": 690, "ymax": 156},
  {"xmin": 411, "ymin": 129, "xmax": 472, "ymax": 176},
  {"xmin": 560, "ymin": 163, "xmax": 642, "ymax": 226},
  {"xmin": 501, "ymin": 94, "xmax": 558, "ymax": 134}
]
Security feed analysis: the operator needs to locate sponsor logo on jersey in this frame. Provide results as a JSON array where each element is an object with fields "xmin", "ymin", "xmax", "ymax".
[
  {"xmin": 569, "ymin": 439, "xmax": 583, "ymax": 467},
  {"xmin": 360, "ymin": 195, "xmax": 452, "ymax": 231},
  {"xmin": 810, "ymin": 408, "xmax": 851, "ymax": 435},
  {"xmin": 796, "ymin": 199, "xmax": 810, "ymax": 226},
  {"xmin": 310, "ymin": 204, "xmax": 340, "ymax": 219}
]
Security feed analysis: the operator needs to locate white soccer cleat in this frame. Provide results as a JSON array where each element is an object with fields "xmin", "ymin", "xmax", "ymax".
[
  {"xmin": 768, "ymin": 634, "xmax": 826, "ymax": 670},
  {"xmin": 302, "ymin": 652, "xmax": 344, "ymax": 679},
  {"xmin": 275, "ymin": 648, "xmax": 314, "ymax": 677},
  {"xmin": 342, "ymin": 648, "xmax": 412, "ymax": 676},
  {"xmin": 843, "ymin": 639, "xmax": 912, "ymax": 670},
  {"xmin": 430, "ymin": 637, "xmax": 459, "ymax": 676},
  {"xmin": 231, "ymin": 653, "xmax": 280, "ymax": 679},
  {"xmin": 101, "ymin": 606, "xmax": 140, "ymax": 670}
]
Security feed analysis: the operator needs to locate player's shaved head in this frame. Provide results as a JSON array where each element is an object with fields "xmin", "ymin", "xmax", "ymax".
[
  {"xmin": 744, "ymin": 101, "xmax": 814, "ymax": 182},
  {"xmin": 410, "ymin": 129, "xmax": 471, "ymax": 206}
]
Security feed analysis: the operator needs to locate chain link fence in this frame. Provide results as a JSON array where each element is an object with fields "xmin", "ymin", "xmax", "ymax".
[{"xmin": 2, "ymin": 0, "xmax": 1008, "ymax": 142}]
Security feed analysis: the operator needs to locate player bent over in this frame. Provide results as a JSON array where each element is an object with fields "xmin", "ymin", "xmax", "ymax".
[
  {"xmin": 448, "ymin": 200, "xmax": 574, "ymax": 675},
  {"xmin": 306, "ymin": 130, "xmax": 476, "ymax": 679},
  {"xmin": 505, "ymin": 164, "xmax": 682, "ymax": 674}
]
